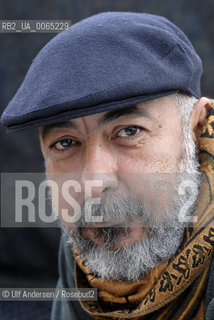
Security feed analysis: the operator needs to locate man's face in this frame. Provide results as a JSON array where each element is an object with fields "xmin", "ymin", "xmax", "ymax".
[
  {"xmin": 41, "ymin": 94, "xmax": 183, "ymax": 174},
  {"xmin": 39, "ymin": 94, "xmax": 199, "ymax": 280},
  {"xmin": 40, "ymin": 94, "xmax": 182, "ymax": 236}
]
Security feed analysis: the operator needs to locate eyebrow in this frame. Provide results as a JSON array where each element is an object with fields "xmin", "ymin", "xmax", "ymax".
[
  {"xmin": 41, "ymin": 121, "xmax": 77, "ymax": 139},
  {"xmin": 97, "ymin": 105, "xmax": 151, "ymax": 125},
  {"xmin": 41, "ymin": 105, "xmax": 151, "ymax": 139}
]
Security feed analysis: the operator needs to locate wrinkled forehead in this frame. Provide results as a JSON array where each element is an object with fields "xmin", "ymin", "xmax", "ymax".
[
  {"xmin": 40, "ymin": 94, "xmax": 178, "ymax": 139},
  {"xmin": 39, "ymin": 103, "xmax": 149, "ymax": 137}
]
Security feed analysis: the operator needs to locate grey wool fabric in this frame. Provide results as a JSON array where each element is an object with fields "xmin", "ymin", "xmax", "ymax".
[{"xmin": 1, "ymin": 12, "xmax": 202, "ymax": 131}]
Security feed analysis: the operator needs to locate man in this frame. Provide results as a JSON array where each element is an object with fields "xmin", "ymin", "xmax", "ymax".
[{"xmin": 1, "ymin": 12, "xmax": 214, "ymax": 320}]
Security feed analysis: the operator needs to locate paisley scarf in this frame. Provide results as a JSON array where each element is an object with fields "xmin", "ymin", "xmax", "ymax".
[{"xmin": 73, "ymin": 101, "xmax": 214, "ymax": 320}]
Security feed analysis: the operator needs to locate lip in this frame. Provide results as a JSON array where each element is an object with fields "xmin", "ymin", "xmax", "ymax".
[
  {"xmin": 83, "ymin": 216, "xmax": 143, "ymax": 228},
  {"xmin": 79, "ymin": 216, "xmax": 148, "ymax": 228},
  {"xmin": 85, "ymin": 221, "xmax": 126, "ymax": 228}
]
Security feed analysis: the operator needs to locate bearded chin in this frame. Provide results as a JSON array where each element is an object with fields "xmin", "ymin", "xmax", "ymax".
[{"xmin": 51, "ymin": 133, "xmax": 202, "ymax": 281}]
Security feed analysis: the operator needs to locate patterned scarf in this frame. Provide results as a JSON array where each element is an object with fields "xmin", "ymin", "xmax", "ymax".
[{"xmin": 73, "ymin": 101, "xmax": 214, "ymax": 320}]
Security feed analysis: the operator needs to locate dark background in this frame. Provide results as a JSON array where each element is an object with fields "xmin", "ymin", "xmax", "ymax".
[{"xmin": 0, "ymin": 0, "xmax": 213, "ymax": 316}]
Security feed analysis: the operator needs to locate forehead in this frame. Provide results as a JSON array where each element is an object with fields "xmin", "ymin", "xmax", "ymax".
[
  {"xmin": 40, "ymin": 94, "xmax": 177, "ymax": 138},
  {"xmin": 40, "ymin": 104, "xmax": 148, "ymax": 138}
]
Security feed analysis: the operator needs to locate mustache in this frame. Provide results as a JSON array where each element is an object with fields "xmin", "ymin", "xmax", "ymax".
[{"xmin": 73, "ymin": 192, "xmax": 153, "ymax": 228}]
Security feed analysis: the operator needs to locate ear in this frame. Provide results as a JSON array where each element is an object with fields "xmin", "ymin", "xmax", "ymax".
[{"xmin": 190, "ymin": 97, "xmax": 211, "ymax": 144}]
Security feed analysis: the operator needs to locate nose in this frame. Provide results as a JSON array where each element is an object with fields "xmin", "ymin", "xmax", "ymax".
[{"xmin": 81, "ymin": 142, "xmax": 119, "ymax": 197}]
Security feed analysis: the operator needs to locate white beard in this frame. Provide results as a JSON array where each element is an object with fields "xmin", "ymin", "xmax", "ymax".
[{"xmin": 52, "ymin": 127, "xmax": 202, "ymax": 281}]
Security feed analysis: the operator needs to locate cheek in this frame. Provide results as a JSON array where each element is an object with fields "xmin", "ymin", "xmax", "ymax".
[
  {"xmin": 117, "ymin": 138, "xmax": 182, "ymax": 174},
  {"xmin": 50, "ymin": 181, "xmax": 84, "ymax": 227},
  {"xmin": 44, "ymin": 167, "xmax": 84, "ymax": 226},
  {"xmin": 44, "ymin": 151, "xmax": 85, "ymax": 173}
]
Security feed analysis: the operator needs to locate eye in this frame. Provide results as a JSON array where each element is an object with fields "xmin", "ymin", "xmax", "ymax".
[
  {"xmin": 117, "ymin": 126, "xmax": 141, "ymax": 137},
  {"xmin": 50, "ymin": 138, "xmax": 77, "ymax": 151}
]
